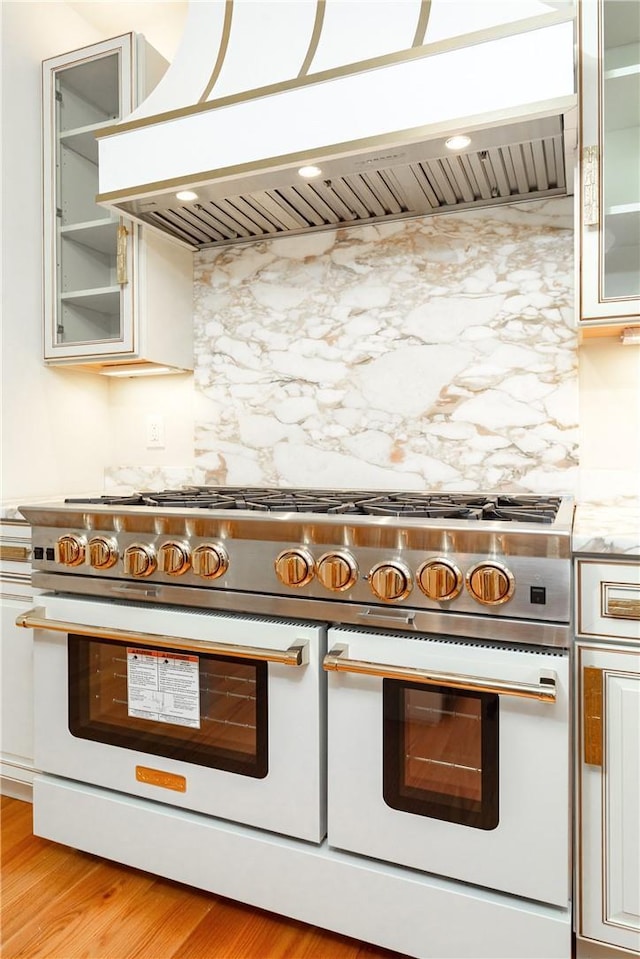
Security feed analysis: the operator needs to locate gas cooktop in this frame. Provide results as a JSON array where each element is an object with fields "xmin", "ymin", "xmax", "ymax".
[
  {"xmin": 22, "ymin": 487, "xmax": 574, "ymax": 637},
  {"xmin": 64, "ymin": 487, "xmax": 564, "ymax": 525}
]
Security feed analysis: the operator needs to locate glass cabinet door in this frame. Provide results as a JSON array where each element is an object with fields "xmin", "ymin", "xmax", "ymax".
[
  {"xmin": 580, "ymin": 0, "xmax": 640, "ymax": 325},
  {"xmin": 601, "ymin": 2, "xmax": 640, "ymax": 301},
  {"xmin": 43, "ymin": 35, "xmax": 137, "ymax": 361},
  {"xmin": 54, "ymin": 52, "xmax": 123, "ymax": 346}
]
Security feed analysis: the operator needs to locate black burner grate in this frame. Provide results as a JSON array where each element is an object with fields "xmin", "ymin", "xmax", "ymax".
[{"xmin": 65, "ymin": 488, "xmax": 563, "ymax": 524}]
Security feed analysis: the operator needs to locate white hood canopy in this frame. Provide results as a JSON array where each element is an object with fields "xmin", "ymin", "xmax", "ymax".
[{"xmin": 97, "ymin": 1, "xmax": 577, "ymax": 250}]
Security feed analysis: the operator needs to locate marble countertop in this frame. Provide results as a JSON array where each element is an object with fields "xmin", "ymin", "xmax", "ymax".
[{"xmin": 572, "ymin": 501, "xmax": 640, "ymax": 558}]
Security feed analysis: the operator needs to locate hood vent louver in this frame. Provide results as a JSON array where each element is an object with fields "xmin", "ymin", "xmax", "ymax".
[{"xmin": 136, "ymin": 122, "xmax": 566, "ymax": 250}]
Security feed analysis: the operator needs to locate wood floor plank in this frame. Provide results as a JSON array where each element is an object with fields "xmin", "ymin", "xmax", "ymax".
[
  {"xmin": 91, "ymin": 876, "xmax": 215, "ymax": 959},
  {"xmin": 0, "ymin": 798, "xmax": 410, "ymax": 959},
  {"xmin": 2, "ymin": 857, "xmax": 157, "ymax": 957}
]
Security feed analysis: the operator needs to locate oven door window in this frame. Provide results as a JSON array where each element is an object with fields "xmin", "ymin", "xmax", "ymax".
[
  {"xmin": 383, "ymin": 680, "xmax": 499, "ymax": 830},
  {"xmin": 68, "ymin": 636, "xmax": 268, "ymax": 778}
]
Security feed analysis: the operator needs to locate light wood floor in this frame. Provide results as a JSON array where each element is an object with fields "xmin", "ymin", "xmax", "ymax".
[{"xmin": 0, "ymin": 796, "xmax": 409, "ymax": 959}]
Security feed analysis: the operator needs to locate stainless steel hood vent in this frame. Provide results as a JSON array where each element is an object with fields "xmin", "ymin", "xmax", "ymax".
[
  {"xmin": 97, "ymin": 2, "xmax": 577, "ymax": 251},
  {"xmin": 131, "ymin": 117, "xmax": 567, "ymax": 249}
]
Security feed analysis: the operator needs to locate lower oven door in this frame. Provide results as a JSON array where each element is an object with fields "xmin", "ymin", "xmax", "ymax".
[
  {"xmin": 29, "ymin": 594, "xmax": 326, "ymax": 842},
  {"xmin": 325, "ymin": 626, "xmax": 570, "ymax": 906}
]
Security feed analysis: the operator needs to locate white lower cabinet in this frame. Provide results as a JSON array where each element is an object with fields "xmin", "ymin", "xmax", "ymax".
[
  {"xmin": 577, "ymin": 641, "xmax": 640, "ymax": 955},
  {"xmin": 0, "ymin": 522, "xmax": 36, "ymax": 800}
]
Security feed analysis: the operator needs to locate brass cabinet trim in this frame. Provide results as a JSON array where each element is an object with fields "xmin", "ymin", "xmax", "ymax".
[
  {"xmin": 577, "ymin": 560, "xmax": 640, "ymax": 641},
  {"xmin": 583, "ymin": 666, "xmax": 603, "ymax": 766},
  {"xmin": 0, "ymin": 545, "xmax": 30, "ymax": 563}
]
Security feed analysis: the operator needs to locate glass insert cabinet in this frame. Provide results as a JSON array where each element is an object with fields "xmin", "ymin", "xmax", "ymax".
[
  {"xmin": 42, "ymin": 35, "xmax": 193, "ymax": 374},
  {"xmin": 580, "ymin": 0, "xmax": 640, "ymax": 332}
]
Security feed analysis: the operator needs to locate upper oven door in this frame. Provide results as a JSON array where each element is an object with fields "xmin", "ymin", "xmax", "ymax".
[
  {"xmin": 30, "ymin": 594, "xmax": 326, "ymax": 842},
  {"xmin": 325, "ymin": 626, "xmax": 570, "ymax": 907}
]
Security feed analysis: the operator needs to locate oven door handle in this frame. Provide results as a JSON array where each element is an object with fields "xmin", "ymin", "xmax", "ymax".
[
  {"xmin": 16, "ymin": 607, "xmax": 308, "ymax": 666},
  {"xmin": 323, "ymin": 644, "xmax": 557, "ymax": 702}
]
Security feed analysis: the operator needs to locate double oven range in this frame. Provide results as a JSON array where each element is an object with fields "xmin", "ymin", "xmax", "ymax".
[{"xmin": 19, "ymin": 488, "xmax": 575, "ymax": 959}]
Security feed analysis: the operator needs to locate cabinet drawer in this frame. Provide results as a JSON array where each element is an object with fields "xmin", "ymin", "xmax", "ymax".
[{"xmin": 576, "ymin": 559, "xmax": 640, "ymax": 642}]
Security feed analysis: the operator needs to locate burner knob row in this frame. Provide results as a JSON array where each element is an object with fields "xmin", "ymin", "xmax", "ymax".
[
  {"xmin": 273, "ymin": 549, "xmax": 514, "ymax": 605},
  {"xmin": 54, "ymin": 535, "xmax": 229, "ymax": 580},
  {"xmin": 122, "ymin": 542, "xmax": 229, "ymax": 579}
]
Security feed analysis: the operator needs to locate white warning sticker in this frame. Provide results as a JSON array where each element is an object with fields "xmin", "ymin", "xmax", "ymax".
[{"xmin": 127, "ymin": 647, "xmax": 201, "ymax": 728}]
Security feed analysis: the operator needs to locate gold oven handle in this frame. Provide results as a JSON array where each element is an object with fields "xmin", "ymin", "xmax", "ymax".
[
  {"xmin": 16, "ymin": 607, "xmax": 308, "ymax": 666},
  {"xmin": 323, "ymin": 644, "xmax": 557, "ymax": 702}
]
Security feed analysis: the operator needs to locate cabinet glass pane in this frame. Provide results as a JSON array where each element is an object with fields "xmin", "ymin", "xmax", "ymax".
[
  {"xmin": 602, "ymin": 1, "xmax": 640, "ymax": 300},
  {"xmin": 54, "ymin": 52, "xmax": 121, "ymax": 344}
]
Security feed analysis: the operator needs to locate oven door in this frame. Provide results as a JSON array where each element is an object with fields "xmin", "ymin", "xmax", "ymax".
[
  {"xmin": 325, "ymin": 626, "xmax": 570, "ymax": 907},
  {"xmin": 28, "ymin": 594, "xmax": 326, "ymax": 842}
]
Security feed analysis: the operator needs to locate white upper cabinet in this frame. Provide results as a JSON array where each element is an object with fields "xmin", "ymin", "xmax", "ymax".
[
  {"xmin": 43, "ymin": 34, "xmax": 193, "ymax": 374},
  {"xmin": 579, "ymin": 0, "xmax": 640, "ymax": 333}
]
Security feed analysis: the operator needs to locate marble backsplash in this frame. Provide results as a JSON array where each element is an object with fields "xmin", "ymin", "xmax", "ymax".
[{"xmin": 189, "ymin": 196, "xmax": 578, "ymax": 493}]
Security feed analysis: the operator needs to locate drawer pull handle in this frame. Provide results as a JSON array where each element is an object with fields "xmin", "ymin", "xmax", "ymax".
[
  {"xmin": 15, "ymin": 606, "xmax": 307, "ymax": 666},
  {"xmin": 606, "ymin": 598, "xmax": 640, "ymax": 621},
  {"xmin": 323, "ymin": 645, "xmax": 557, "ymax": 702},
  {"xmin": 0, "ymin": 545, "xmax": 30, "ymax": 563}
]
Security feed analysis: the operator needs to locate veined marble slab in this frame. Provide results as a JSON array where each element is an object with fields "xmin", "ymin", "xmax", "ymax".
[
  {"xmin": 193, "ymin": 197, "xmax": 577, "ymax": 493},
  {"xmin": 573, "ymin": 501, "xmax": 640, "ymax": 557}
]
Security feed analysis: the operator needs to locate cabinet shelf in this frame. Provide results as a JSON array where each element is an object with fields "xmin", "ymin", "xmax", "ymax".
[
  {"xmin": 60, "ymin": 287, "xmax": 120, "ymax": 313},
  {"xmin": 60, "ymin": 219, "xmax": 118, "ymax": 255},
  {"xmin": 604, "ymin": 61, "xmax": 640, "ymax": 81},
  {"xmin": 59, "ymin": 122, "xmax": 107, "ymax": 164}
]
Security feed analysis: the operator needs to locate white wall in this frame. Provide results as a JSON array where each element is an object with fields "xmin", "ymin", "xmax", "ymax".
[
  {"xmin": 578, "ymin": 339, "xmax": 640, "ymax": 499},
  {"xmin": 0, "ymin": 1, "xmax": 192, "ymax": 504},
  {"xmin": 1, "ymin": 1, "xmax": 112, "ymax": 502}
]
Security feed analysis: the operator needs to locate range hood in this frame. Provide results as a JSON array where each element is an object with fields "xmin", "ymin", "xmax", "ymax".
[{"xmin": 97, "ymin": 1, "xmax": 578, "ymax": 251}]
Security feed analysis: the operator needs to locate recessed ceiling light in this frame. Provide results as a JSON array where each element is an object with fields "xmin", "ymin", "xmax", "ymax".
[
  {"xmin": 176, "ymin": 190, "xmax": 198, "ymax": 201},
  {"xmin": 445, "ymin": 135, "xmax": 471, "ymax": 151},
  {"xmin": 298, "ymin": 165, "xmax": 322, "ymax": 179}
]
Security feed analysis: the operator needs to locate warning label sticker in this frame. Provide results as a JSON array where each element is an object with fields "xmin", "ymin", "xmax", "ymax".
[{"xmin": 126, "ymin": 647, "xmax": 200, "ymax": 729}]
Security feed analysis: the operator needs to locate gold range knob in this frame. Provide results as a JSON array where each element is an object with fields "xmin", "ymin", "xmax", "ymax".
[
  {"xmin": 192, "ymin": 544, "xmax": 229, "ymax": 580},
  {"xmin": 274, "ymin": 548, "xmax": 315, "ymax": 588},
  {"xmin": 369, "ymin": 561, "xmax": 412, "ymax": 602},
  {"xmin": 55, "ymin": 534, "xmax": 86, "ymax": 567},
  {"xmin": 87, "ymin": 536, "xmax": 118, "ymax": 569},
  {"xmin": 158, "ymin": 541, "xmax": 191, "ymax": 576},
  {"xmin": 417, "ymin": 559, "xmax": 463, "ymax": 601},
  {"xmin": 123, "ymin": 543, "xmax": 157, "ymax": 578},
  {"xmin": 466, "ymin": 562, "xmax": 515, "ymax": 606},
  {"xmin": 317, "ymin": 551, "xmax": 358, "ymax": 592}
]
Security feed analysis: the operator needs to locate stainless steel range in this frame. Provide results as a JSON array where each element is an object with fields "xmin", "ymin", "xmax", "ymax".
[
  {"xmin": 24, "ymin": 487, "xmax": 573, "ymax": 641},
  {"xmin": 18, "ymin": 488, "xmax": 575, "ymax": 959}
]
